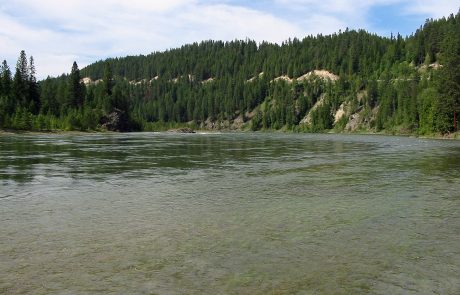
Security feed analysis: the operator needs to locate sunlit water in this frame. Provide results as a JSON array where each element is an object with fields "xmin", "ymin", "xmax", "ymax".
[{"xmin": 1, "ymin": 132, "xmax": 459, "ymax": 294}]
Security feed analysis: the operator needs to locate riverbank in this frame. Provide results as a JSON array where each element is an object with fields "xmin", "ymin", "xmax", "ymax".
[
  {"xmin": 0, "ymin": 129, "xmax": 109, "ymax": 136},
  {"xmin": 1, "ymin": 127, "xmax": 459, "ymax": 140}
]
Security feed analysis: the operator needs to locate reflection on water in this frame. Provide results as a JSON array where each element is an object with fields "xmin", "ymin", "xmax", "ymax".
[{"xmin": 1, "ymin": 133, "xmax": 459, "ymax": 294}]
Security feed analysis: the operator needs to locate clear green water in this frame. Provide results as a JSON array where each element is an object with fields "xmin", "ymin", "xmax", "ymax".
[{"xmin": 1, "ymin": 132, "xmax": 459, "ymax": 294}]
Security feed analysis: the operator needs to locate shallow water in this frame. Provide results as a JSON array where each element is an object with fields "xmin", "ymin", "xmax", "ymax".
[{"xmin": 1, "ymin": 132, "xmax": 459, "ymax": 294}]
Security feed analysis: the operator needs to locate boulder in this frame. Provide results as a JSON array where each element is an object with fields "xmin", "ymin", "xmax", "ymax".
[{"xmin": 168, "ymin": 128, "xmax": 196, "ymax": 133}]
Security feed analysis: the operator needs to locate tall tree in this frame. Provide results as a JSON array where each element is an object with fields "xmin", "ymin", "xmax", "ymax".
[
  {"xmin": 67, "ymin": 61, "xmax": 85, "ymax": 109},
  {"xmin": 0, "ymin": 60, "xmax": 12, "ymax": 98},
  {"xmin": 18, "ymin": 50, "xmax": 28, "ymax": 81},
  {"xmin": 28, "ymin": 56, "xmax": 40, "ymax": 114},
  {"xmin": 0, "ymin": 60, "xmax": 14, "ymax": 123},
  {"xmin": 435, "ymin": 32, "xmax": 460, "ymax": 133},
  {"xmin": 101, "ymin": 63, "xmax": 114, "ymax": 113},
  {"xmin": 103, "ymin": 63, "xmax": 113, "ymax": 97},
  {"xmin": 12, "ymin": 50, "xmax": 28, "ymax": 108}
]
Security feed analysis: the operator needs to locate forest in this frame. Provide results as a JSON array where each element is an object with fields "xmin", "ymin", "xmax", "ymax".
[{"xmin": 0, "ymin": 12, "xmax": 459, "ymax": 134}]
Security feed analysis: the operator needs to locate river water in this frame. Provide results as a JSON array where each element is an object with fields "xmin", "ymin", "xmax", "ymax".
[{"xmin": 1, "ymin": 132, "xmax": 459, "ymax": 294}]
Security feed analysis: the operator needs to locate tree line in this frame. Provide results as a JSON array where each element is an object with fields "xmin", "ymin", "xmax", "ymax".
[{"xmin": 0, "ymin": 11, "xmax": 459, "ymax": 134}]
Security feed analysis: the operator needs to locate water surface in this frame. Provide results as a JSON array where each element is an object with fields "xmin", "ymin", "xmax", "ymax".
[{"xmin": 1, "ymin": 133, "xmax": 459, "ymax": 294}]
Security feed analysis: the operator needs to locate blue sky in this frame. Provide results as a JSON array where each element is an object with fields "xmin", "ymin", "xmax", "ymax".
[{"xmin": 0, "ymin": 0, "xmax": 458, "ymax": 79}]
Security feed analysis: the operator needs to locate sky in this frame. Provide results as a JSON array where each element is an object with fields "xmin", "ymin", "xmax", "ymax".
[{"xmin": 0, "ymin": 0, "xmax": 458, "ymax": 79}]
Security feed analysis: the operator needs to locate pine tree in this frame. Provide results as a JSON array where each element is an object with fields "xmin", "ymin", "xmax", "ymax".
[
  {"xmin": 12, "ymin": 50, "xmax": 28, "ymax": 108},
  {"xmin": 435, "ymin": 30, "xmax": 460, "ymax": 133},
  {"xmin": 28, "ymin": 56, "xmax": 40, "ymax": 114},
  {"xmin": 18, "ymin": 50, "xmax": 28, "ymax": 81},
  {"xmin": 67, "ymin": 61, "xmax": 85, "ymax": 109},
  {"xmin": 0, "ymin": 60, "xmax": 12, "ymax": 98},
  {"xmin": 103, "ymin": 63, "xmax": 113, "ymax": 97},
  {"xmin": 0, "ymin": 60, "xmax": 13, "ymax": 125}
]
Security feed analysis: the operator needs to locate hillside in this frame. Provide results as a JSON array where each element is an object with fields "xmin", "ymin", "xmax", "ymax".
[{"xmin": 0, "ymin": 12, "xmax": 459, "ymax": 134}]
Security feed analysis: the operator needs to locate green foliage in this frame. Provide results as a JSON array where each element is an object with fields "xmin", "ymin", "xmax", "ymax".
[
  {"xmin": 417, "ymin": 87, "xmax": 437, "ymax": 134},
  {"xmin": 309, "ymin": 100, "xmax": 334, "ymax": 132},
  {"xmin": 334, "ymin": 114, "xmax": 349, "ymax": 131},
  {"xmin": 1, "ymin": 12, "xmax": 459, "ymax": 134},
  {"xmin": 250, "ymin": 110, "xmax": 262, "ymax": 131},
  {"xmin": 67, "ymin": 62, "xmax": 85, "ymax": 109}
]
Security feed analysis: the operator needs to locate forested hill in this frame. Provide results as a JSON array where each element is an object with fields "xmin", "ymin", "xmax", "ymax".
[{"xmin": 1, "ymin": 12, "xmax": 459, "ymax": 134}]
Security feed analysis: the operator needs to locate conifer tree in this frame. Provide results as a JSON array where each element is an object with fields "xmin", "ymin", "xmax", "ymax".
[
  {"xmin": 18, "ymin": 50, "xmax": 28, "ymax": 81},
  {"xmin": 0, "ymin": 60, "xmax": 12, "ymax": 98},
  {"xmin": 103, "ymin": 63, "xmax": 113, "ymax": 97},
  {"xmin": 28, "ymin": 56, "xmax": 40, "ymax": 114},
  {"xmin": 67, "ymin": 61, "xmax": 85, "ymax": 109},
  {"xmin": 0, "ymin": 60, "xmax": 13, "ymax": 124},
  {"xmin": 435, "ymin": 29, "xmax": 460, "ymax": 133},
  {"xmin": 12, "ymin": 50, "xmax": 28, "ymax": 108}
]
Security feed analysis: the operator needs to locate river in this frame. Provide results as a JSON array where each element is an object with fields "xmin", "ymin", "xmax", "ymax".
[{"xmin": 1, "ymin": 132, "xmax": 459, "ymax": 294}]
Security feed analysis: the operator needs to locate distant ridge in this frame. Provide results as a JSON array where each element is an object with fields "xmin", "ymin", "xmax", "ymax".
[{"xmin": 1, "ymin": 12, "xmax": 459, "ymax": 135}]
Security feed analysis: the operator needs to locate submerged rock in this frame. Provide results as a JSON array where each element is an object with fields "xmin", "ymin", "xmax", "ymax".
[{"xmin": 168, "ymin": 128, "xmax": 196, "ymax": 133}]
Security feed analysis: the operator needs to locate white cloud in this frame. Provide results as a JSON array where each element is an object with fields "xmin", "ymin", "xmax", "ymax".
[
  {"xmin": 403, "ymin": 0, "xmax": 459, "ymax": 18},
  {"xmin": 276, "ymin": 0, "xmax": 458, "ymax": 18},
  {"xmin": 176, "ymin": 4, "xmax": 303, "ymax": 43},
  {"xmin": 300, "ymin": 14, "xmax": 348, "ymax": 35},
  {"xmin": 275, "ymin": 0, "xmax": 400, "ymax": 14}
]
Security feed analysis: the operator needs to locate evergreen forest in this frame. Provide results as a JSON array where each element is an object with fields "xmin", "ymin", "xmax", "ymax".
[{"xmin": 0, "ymin": 12, "xmax": 459, "ymax": 134}]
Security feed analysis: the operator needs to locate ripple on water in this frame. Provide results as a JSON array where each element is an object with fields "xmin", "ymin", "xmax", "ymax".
[{"xmin": 0, "ymin": 133, "xmax": 459, "ymax": 294}]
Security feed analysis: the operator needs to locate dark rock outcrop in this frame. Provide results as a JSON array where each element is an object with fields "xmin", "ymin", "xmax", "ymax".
[
  {"xmin": 168, "ymin": 128, "xmax": 196, "ymax": 133},
  {"xmin": 100, "ymin": 108, "xmax": 131, "ymax": 131}
]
